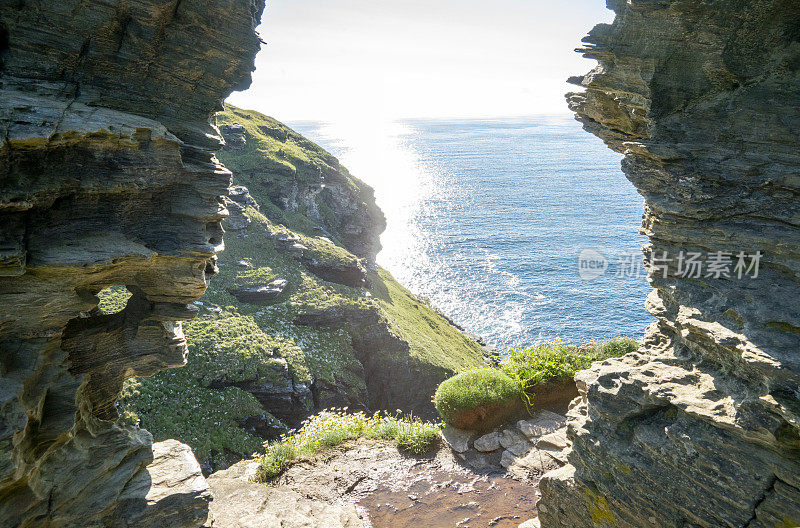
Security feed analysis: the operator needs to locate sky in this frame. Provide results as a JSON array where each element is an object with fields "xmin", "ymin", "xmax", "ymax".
[{"xmin": 227, "ymin": 0, "xmax": 615, "ymax": 121}]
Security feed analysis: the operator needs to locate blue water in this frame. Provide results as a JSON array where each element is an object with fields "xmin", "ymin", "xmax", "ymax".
[{"xmin": 290, "ymin": 116, "xmax": 653, "ymax": 349}]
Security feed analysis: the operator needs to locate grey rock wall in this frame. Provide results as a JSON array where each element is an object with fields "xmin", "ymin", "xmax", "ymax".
[
  {"xmin": 539, "ymin": 1, "xmax": 800, "ymax": 526},
  {"xmin": 0, "ymin": 1, "xmax": 263, "ymax": 526}
]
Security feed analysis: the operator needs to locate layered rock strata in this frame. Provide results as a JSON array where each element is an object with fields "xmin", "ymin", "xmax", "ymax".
[
  {"xmin": 539, "ymin": 1, "xmax": 800, "ymax": 526},
  {"xmin": 0, "ymin": 1, "xmax": 263, "ymax": 526}
]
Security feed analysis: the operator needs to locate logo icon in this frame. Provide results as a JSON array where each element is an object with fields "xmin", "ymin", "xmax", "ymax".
[{"xmin": 578, "ymin": 249, "xmax": 608, "ymax": 281}]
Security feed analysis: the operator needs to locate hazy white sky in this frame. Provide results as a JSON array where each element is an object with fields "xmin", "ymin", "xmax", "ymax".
[{"xmin": 227, "ymin": 0, "xmax": 614, "ymax": 121}]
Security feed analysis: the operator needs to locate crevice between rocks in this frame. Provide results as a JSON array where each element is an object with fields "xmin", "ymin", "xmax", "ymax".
[{"xmin": 743, "ymin": 475, "xmax": 777, "ymax": 528}]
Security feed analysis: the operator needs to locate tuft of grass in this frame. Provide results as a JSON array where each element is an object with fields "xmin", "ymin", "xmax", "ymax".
[
  {"xmin": 258, "ymin": 409, "xmax": 440, "ymax": 480},
  {"xmin": 433, "ymin": 368, "xmax": 521, "ymax": 426}
]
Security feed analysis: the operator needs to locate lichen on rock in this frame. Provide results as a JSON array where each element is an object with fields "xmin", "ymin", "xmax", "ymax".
[{"xmin": 539, "ymin": 1, "xmax": 800, "ymax": 526}]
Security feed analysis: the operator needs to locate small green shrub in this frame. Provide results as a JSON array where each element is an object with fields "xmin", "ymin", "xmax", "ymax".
[
  {"xmin": 393, "ymin": 420, "xmax": 440, "ymax": 455},
  {"xmin": 500, "ymin": 337, "xmax": 639, "ymax": 409},
  {"xmin": 258, "ymin": 409, "xmax": 440, "ymax": 481},
  {"xmin": 433, "ymin": 368, "xmax": 521, "ymax": 426},
  {"xmin": 500, "ymin": 337, "xmax": 639, "ymax": 390}
]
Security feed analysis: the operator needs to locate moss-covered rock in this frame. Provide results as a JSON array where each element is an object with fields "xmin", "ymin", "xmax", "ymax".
[
  {"xmin": 433, "ymin": 369, "xmax": 522, "ymax": 431},
  {"xmin": 216, "ymin": 105, "xmax": 386, "ymax": 261},
  {"xmin": 117, "ymin": 106, "xmax": 488, "ymax": 472}
]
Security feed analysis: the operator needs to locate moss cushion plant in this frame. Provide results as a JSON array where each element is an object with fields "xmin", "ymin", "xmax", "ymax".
[{"xmin": 433, "ymin": 369, "xmax": 522, "ymax": 431}]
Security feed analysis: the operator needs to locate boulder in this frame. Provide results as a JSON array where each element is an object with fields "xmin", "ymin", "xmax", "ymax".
[
  {"xmin": 535, "ymin": 429, "xmax": 568, "ymax": 451},
  {"xmin": 517, "ymin": 411, "xmax": 566, "ymax": 441},
  {"xmin": 499, "ymin": 429, "xmax": 532, "ymax": 457},
  {"xmin": 441, "ymin": 425, "xmax": 473, "ymax": 453},
  {"xmin": 473, "ymin": 431, "xmax": 501, "ymax": 452},
  {"xmin": 219, "ymin": 123, "xmax": 247, "ymax": 151},
  {"xmin": 499, "ymin": 449, "xmax": 518, "ymax": 469},
  {"xmin": 117, "ymin": 440, "xmax": 212, "ymax": 528},
  {"xmin": 224, "ymin": 186, "xmax": 259, "ymax": 231}
]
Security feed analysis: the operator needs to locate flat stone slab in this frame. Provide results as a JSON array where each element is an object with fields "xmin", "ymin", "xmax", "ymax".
[
  {"xmin": 442, "ymin": 425, "xmax": 472, "ymax": 453},
  {"xmin": 500, "ymin": 449, "xmax": 518, "ymax": 469},
  {"xmin": 536, "ymin": 429, "xmax": 568, "ymax": 451},
  {"xmin": 208, "ymin": 461, "xmax": 364, "ymax": 528},
  {"xmin": 227, "ymin": 278, "xmax": 288, "ymax": 303},
  {"xmin": 517, "ymin": 411, "xmax": 567, "ymax": 440},
  {"xmin": 499, "ymin": 428, "xmax": 531, "ymax": 457}
]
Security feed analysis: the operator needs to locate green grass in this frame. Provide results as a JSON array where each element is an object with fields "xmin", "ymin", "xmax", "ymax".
[
  {"xmin": 500, "ymin": 337, "xmax": 639, "ymax": 390},
  {"xmin": 433, "ymin": 338, "xmax": 639, "ymax": 424},
  {"xmin": 117, "ymin": 308, "xmax": 302, "ymax": 467},
  {"xmin": 258, "ymin": 409, "xmax": 440, "ymax": 480},
  {"xmin": 182, "ymin": 309, "xmax": 296, "ymax": 386},
  {"xmin": 216, "ymin": 105, "xmax": 337, "ymax": 179},
  {"xmin": 215, "ymin": 104, "xmax": 376, "ymax": 244},
  {"xmin": 97, "ymin": 285, "xmax": 132, "ymax": 314},
  {"xmin": 433, "ymin": 368, "xmax": 521, "ymax": 425},
  {"xmin": 119, "ymin": 371, "xmax": 269, "ymax": 466},
  {"xmin": 369, "ymin": 268, "xmax": 486, "ymax": 372},
  {"xmin": 297, "ymin": 232, "xmax": 364, "ymax": 270},
  {"xmin": 118, "ymin": 107, "xmax": 492, "ymax": 469}
]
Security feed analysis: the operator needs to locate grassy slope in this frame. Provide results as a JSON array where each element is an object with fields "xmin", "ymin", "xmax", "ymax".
[
  {"xmin": 370, "ymin": 268, "xmax": 485, "ymax": 373},
  {"xmin": 258, "ymin": 410, "xmax": 440, "ymax": 480},
  {"xmin": 115, "ymin": 106, "xmax": 486, "ymax": 470},
  {"xmin": 215, "ymin": 105, "xmax": 377, "ymax": 246}
]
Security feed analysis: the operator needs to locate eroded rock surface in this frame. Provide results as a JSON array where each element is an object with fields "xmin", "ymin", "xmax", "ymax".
[
  {"xmin": 539, "ymin": 1, "xmax": 800, "ymax": 526},
  {"xmin": 0, "ymin": 1, "xmax": 263, "ymax": 526},
  {"xmin": 249, "ymin": 438, "xmax": 542, "ymax": 528},
  {"xmin": 117, "ymin": 440, "xmax": 213, "ymax": 528},
  {"xmin": 208, "ymin": 460, "xmax": 365, "ymax": 528}
]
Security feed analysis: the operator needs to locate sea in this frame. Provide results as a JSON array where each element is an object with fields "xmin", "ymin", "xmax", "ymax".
[{"xmin": 290, "ymin": 115, "xmax": 653, "ymax": 350}]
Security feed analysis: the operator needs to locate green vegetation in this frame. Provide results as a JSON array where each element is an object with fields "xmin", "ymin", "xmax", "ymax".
[
  {"xmin": 369, "ymin": 268, "xmax": 486, "ymax": 373},
  {"xmin": 117, "ymin": 308, "xmax": 294, "ymax": 467},
  {"xmin": 97, "ymin": 285, "xmax": 131, "ymax": 314},
  {"xmin": 500, "ymin": 337, "xmax": 639, "ymax": 390},
  {"xmin": 258, "ymin": 409, "xmax": 440, "ymax": 480},
  {"xmin": 116, "ymin": 106, "xmax": 487, "ymax": 471},
  {"xmin": 433, "ymin": 369, "xmax": 521, "ymax": 425},
  {"xmin": 433, "ymin": 338, "xmax": 639, "ymax": 424},
  {"xmin": 216, "ymin": 105, "xmax": 369, "ymax": 242},
  {"xmin": 119, "ymin": 371, "xmax": 268, "ymax": 465},
  {"xmin": 180, "ymin": 309, "xmax": 295, "ymax": 386},
  {"xmin": 216, "ymin": 106, "xmax": 338, "ymax": 180}
]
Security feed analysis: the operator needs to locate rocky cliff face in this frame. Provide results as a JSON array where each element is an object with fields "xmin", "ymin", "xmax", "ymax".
[
  {"xmin": 539, "ymin": 1, "xmax": 800, "ymax": 526},
  {"xmin": 0, "ymin": 2, "xmax": 263, "ymax": 526},
  {"xmin": 113, "ymin": 106, "xmax": 488, "ymax": 473}
]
